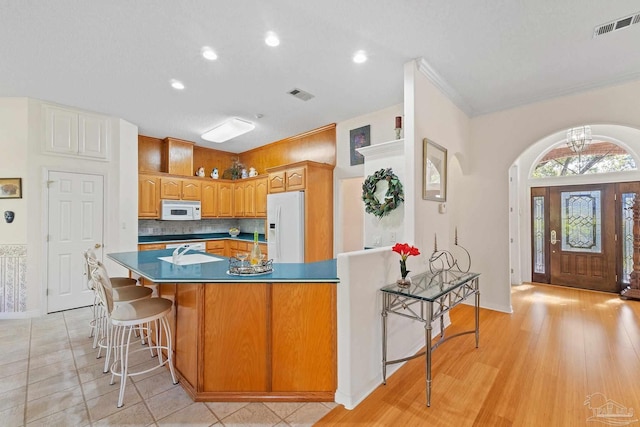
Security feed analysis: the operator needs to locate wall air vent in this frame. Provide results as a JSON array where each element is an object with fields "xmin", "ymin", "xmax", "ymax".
[
  {"xmin": 288, "ymin": 88, "xmax": 315, "ymax": 101},
  {"xmin": 593, "ymin": 11, "xmax": 640, "ymax": 38}
]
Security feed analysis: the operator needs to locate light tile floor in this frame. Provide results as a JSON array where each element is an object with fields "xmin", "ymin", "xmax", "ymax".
[{"xmin": 0, "ymin": 306, "xmax": 337, "ymax": 426}]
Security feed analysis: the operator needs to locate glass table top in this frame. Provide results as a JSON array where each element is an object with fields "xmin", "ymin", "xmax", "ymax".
[{"xmin": 380, "ymin": 270, "xmax": 480, "ymax": 302}]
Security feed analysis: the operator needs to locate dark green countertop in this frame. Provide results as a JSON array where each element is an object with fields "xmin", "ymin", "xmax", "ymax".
[{"xmin": 108, "ymin": 249, "xmax": 338, "ymax": 283}]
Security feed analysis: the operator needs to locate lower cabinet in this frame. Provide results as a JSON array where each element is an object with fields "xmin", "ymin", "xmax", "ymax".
[{"xmin": 161, "ymin": 281, "xmax": 336, "ymax": 401}]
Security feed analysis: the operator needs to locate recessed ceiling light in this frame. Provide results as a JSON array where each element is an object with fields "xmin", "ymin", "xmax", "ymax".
[
  {"xmin": 201, "ymin": 47, "xmax": 218, "ymax": 61},
  {"xmin": 265, "ymin": 31, "xmax": 280, "ymax": 47},
  {"xmin": 353, "ymin": 50, "xmax": 367, "ymax": 64},
  {"xmin": 201, "ymin": 118, "xmax": 256, "ymax": 143},
  {"xmin": 170, "ymin": 79, "xmax": 185, "ymax": 90}
]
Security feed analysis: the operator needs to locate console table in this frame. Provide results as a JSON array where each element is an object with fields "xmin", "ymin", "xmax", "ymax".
[{"xmin": 380, "ymin": 270, "xmax": 480, "ymax": 406}]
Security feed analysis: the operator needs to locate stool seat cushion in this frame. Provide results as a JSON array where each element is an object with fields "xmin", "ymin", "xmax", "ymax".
[
  {"xmin": 110, "ymin": 277, "xmax": 138, "ymax": 288},
  {"xmin": 112, "ymin": 285, "xmax": 152, "ymax": 302},
  {"xmin": 111, "ymin": 297, "xmax": 173, "ymax": 325}
]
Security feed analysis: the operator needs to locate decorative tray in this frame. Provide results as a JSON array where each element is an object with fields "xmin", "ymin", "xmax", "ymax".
[{"xmin": 227, "ymin": 258, "xmax": 273, "ymax": 275}]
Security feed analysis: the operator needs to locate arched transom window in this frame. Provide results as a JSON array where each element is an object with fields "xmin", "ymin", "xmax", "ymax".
[{"xmin": 532, "ymin": 141, "xmax": 636, "ymax": 178}]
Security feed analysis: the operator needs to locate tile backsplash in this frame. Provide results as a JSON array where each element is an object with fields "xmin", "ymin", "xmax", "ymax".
[{"xmin": 138, "ymin": 218, "xmax": 266, "ymax": 236}]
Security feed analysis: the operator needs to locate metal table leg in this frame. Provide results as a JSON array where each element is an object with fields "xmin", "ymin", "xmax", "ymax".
[
  {"xmin": 382, "ymin": 293, "xmax": 388, "ymax": 384},
  {"xmin": 425, "ymin": 316, "xmax": 432, "ymax": 407}
]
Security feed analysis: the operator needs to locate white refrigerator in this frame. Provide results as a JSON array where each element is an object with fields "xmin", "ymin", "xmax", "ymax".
[{"xmin": 267, "ymin": 191, "xmax": 304, "ymax": 263}]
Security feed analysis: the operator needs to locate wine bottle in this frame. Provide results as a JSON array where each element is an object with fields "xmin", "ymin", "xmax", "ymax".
[{"xmin": 250, "ymin": 231, "xmax": 262, "ymax": 265}]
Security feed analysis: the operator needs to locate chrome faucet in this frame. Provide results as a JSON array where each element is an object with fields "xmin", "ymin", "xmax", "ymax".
[{"xmin": 172, "ymin": 244, "xmax": 193, "ymax": 264}]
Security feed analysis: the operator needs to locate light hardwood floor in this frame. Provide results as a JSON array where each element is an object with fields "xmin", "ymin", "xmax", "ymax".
[{"xmin": 318, "ymin": 283, "xmax": 640, "ymax": 426}]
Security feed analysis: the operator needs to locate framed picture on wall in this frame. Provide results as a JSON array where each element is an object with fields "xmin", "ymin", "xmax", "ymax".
[
  {"xmin": 0, "ymin": 178, "xmax": 22, "ymax": 199},
  {"xmin": 423, "ymin": 139, "xmax": 447, "ymax": 201},
  {"xmin": 350, "ymin": 125, "xmax": 371, "ymax": 165}
]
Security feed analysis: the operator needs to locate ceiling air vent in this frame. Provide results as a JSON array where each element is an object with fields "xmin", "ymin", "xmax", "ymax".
[
  {"xmin": 593, "ymin": 11, "xmax": 640, "ymax": 38},
  {"xmin": 288, "ymin": 88, "xmax": 315, "ymax": 101}
]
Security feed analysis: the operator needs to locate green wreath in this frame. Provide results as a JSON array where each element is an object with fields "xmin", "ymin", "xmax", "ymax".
[{"xmin": 362, "ymin": 168, "xmax": 404, "ymax": 218}]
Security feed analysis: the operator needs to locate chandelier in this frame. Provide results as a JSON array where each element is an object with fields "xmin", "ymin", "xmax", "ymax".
[{"xmin": 566, "ymin": 125, "xmax": 592, "ymax": 154}]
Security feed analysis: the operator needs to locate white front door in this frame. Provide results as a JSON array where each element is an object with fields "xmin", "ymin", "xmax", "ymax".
[{"xmin": 47, "ymin": 170, "xmax": 104, "ymax": 313}]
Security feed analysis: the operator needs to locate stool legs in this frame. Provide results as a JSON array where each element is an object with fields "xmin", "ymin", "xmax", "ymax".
[{"xmin": 110, "ymin": 316, "xmax": 178, "ymax": 408}]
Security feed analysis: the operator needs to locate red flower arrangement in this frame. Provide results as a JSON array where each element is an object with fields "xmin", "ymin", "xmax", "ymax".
[{"xmin": 392, "ymin": 243, "xmax": 421, "ymax": 280}]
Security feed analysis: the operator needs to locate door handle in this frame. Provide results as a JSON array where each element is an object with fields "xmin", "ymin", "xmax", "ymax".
[
  {"xmin": 550, "ymin": 230, "xmax": 558, "ymax": 245},
  {"xmin": 94, "ymin": 243, "xmax": 102, "ymax": 249}
]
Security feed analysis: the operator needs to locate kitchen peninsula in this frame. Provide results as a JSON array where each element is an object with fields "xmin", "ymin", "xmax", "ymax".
[{"xmin": 108, "ymin": 249, "xmax": 338, "ymax": 402}]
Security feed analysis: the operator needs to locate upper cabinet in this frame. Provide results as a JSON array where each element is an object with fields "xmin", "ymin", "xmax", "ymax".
[
  {"xmin": 162, "ymin": 138, "xmax": 194, "ymax": 176},
  {"xmin": 160, "ymin": 177, "xmax": 202, "ymax": 201},
  {"xmin": 138, "ymin": 174, "xmax": 160, "ymax": 218},
  {"xmin": 43, "ymin": 104, "xmax": 109, "ymax": 160},
  {"xmin": 201, "ymin": 181, "xmax": 218, "ymax": 218},
  {"xmin": 267, "ymin": 163, "xmax": 309, "ymax": 193}
]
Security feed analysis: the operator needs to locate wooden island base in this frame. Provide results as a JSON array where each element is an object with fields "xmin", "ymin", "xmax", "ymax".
[{"xmin": 157, "ymin": 281, "xmax": 337, "ymax": 402}]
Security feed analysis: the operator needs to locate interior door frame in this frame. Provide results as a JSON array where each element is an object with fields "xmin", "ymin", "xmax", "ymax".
[{"xmin": 42, "ymin": 166, "xmax": 107, "ymax": 313}]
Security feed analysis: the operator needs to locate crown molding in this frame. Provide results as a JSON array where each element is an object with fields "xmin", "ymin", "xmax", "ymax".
[{"xmin": 416, "ymin": 58, "xmax": 474, "ymax": 117}]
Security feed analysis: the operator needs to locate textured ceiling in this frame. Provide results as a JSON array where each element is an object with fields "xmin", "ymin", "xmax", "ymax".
[{"xmin": 1, "ymin": 0, "xmax": 639, "ymax": 153}]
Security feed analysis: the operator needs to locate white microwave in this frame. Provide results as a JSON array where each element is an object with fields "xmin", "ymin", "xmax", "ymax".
[{"xmin": 160, "ymin": 200, "xmax": 201, "ymax": 221}]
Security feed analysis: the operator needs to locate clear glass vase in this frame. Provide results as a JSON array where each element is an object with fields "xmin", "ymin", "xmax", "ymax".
[{"xmin": 396, "ymin": 276, "xmax": 411, "ymax": 289}]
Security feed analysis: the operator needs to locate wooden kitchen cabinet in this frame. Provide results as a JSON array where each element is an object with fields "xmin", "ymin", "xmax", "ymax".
[
  {"xmin": 267, "ymin": 165, "xmax": 306, "ymax": 193},
  {"xmin": 243, "ymin": 180, "xmax": 256, "ymax": 217},
  {"xmin": 255, "ymin": 178, "xmax": 268, "ymax": 217},
  {"xmin": 166, "ymin": 281, "xmax": 336, "ymax": 400},
  {"xmin": 201, "ymin": 181, "xmax": 218, "ymax": 217},
  {"xmin": 160, "ymin": 177, "xmax": 202, "ymax": 201},
  {"xmin": 181, "ymin": 178, "xmax": 202, "ymax": 201},
  {"xmin": 233, "ymin": 183, "xmax": 245, "ymax": 217},
  {"xmin": 267, "ymin": 170, "xmax": 286, "ymax": 193},
  {"xmin": 218, "ymin": 182, "xmax": 233, "ymax": 217},
  {"xmin": 138, "ymin": 243, "xmax": 166, "ymax": 251},
  {"xmin": 162, "ymin": 137, "xmax": 194, "ymax": 176},
  {"xmin": 206, "ymin": 240, "xmax": 225, "ymax": 255},
  {"xmin": 138, "ymin": 174, "xmax": 160, "ymax": 218}
]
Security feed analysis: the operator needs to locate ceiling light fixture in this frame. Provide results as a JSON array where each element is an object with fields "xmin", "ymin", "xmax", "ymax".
[
  {"xmin": 201, "ymin": 47, "xmax": 218, "ymax": 61},
  {"xmin": 353, "ymin": 50, "xmax": 367, "ymax": 64},
  {"xmin": 201, "ymin": 118, "xmax": 255, "ymax": 143},
  {"xmin": 566, "ymin": 125, "xmax": 592, "ymax": 154},
  {"xmin": 265, "ymin": 31, "xmax": 280, "ymax": 47},
  {"xmin": 170, "ymin": 79, "xmax": 185, "ymax": 90}
]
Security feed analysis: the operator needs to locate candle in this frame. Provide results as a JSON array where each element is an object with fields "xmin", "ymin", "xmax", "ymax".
[
  {"xmin": 455, "ymin": 227, "xmax": 458, "ymax": 245},
  {"xmin": 395, "ymin": 116, "xmax": 402, "ymax": 129},
  {"xmin": 434, "ymin": 233, "xmax": 438, "ymax": 252}
]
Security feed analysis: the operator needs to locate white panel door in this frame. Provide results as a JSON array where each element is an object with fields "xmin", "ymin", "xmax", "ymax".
[{"xmin": 47, "ymin": 171, "xmax": 104, "ymax": 312}]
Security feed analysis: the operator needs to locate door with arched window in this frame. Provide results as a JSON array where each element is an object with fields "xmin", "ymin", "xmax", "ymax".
[{"xmin": 530, "ymin": 139, "xmax": 639, "ymax": 293}]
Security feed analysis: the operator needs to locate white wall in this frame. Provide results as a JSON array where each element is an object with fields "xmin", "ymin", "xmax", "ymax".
[
  {"xmin": 334, "ymin": 104, "xmax": 403, "ymax": 254},
  {"xmin": 463, "ymin": 79, "xmax": 640, "ymax": 312},
  {"xmin": 0, "ymin": 98, "xmax": 28, "ymax": 243},
  {"xmin": 0, "ymin": 97, "xmax": 138, "ymax": 316},
  {"xmin": 335, "ymin": 247, "xmax": 446, "ymax": 409}
]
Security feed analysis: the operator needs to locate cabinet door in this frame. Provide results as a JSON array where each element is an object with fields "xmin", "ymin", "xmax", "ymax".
[
  {"xmin": 206, "ymin": 240, "xmax": 225, "ymax": 255},
  {"xmin": 138, "ymin": 175, "xmax": 160, "ymax": 218},
  {"xmin": 201, "ymin": 182, "xmax": 218, "ymax": 217},
  {"xmin": 268, "ymin": 171, "xmax": 286, "ymax": 193},
  {"xmin": 78, "ymin": 113, "xmax": 109, "ymax": 160},
  {"xmin": 255, "ymin": 178, "xmax": 268, "ymax": 217},
  {"xmin": 233, "ymin": 183, "xmax": 244, "ymax": 217},
  {"xmin": 271, "ymin": 283, "xmax": 336, "ymax": 391},
  {"xmin": 202, "ymin": 284, "xmax": 269, "ymax": 392},
  {"xmin": 218, "ymin": 183, "xmax": 233, "ymax": 217},
  {"xmin": 160, "ymin": 178, "xmax": 182, "ymax": 200},
  {"xmin": 244, "ymin": 181, "xmax": 256, "ymax": 217},
  {"xmin": 44, "ymin": 105, "xmax": 78, "ymax": 155},
  {"xmin": 181, "ymin": 179, "xmax": 202, "ymax": 201},
  {"xmin": 138, "ymin": 243, "xmax": 166, "ymax": 251},
  {"xmin": 286, "ymin": 167, "xmax": 306, "ymax": 191}
]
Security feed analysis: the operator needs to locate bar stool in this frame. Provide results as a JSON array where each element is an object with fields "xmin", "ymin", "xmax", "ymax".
[
  {"xmin": 84, "ymin": 249, "xmax": 138, "ymax": 348},
  {"xmin": 84, "ymin": 252, "xmax": 153, "ymax": 373},
  {"xmin": 91, "ymin": 260, "xmax": 178, "ymax": 407}
]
